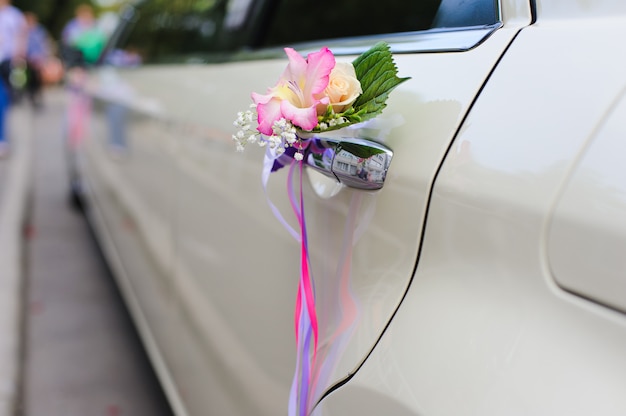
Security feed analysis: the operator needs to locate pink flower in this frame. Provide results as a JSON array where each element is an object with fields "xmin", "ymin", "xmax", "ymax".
[{"xmin": 252, "ymin": 47, "xmax": 335, "ymax": 135}]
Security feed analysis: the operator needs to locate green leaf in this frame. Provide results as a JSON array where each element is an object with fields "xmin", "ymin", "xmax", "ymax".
[
  {"xmin": 351, "ymin": 42, "xmax": 410, "ymax": 122},
  {"xmin": 308, "ymin": 42, "xmax": 408, "ymax": 134}
]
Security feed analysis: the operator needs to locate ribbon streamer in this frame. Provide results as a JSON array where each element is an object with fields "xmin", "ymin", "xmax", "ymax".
[
  {"xmin": 288, "ymin": 160, "xmax": 319, "ymax": 416},
  {"xmin": 264, "ymin": 148, "xmax": 367, "ymax": 416},
  {"xmin": 262, "ymin": 148, "xmax": 300, "ymax": 241}
]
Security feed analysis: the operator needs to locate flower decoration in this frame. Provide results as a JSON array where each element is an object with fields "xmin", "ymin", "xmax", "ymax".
[
  {"xmin": 234, "ymin": 42, "xmax": 409, "ymax": 161},
  {"xmin": 233, "ymin": 42, "xmax": 408, "ymax": 416}
]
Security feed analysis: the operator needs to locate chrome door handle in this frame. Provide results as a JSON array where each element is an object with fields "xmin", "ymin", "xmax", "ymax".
[{"xmin": 304, "ymin": 136, "xmax": 393, "ymax": 190}]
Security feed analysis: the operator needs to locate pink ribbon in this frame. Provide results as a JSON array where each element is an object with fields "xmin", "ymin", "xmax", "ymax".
[
  {"xmin": 264, "ymin": 145, "xmax": 366, "ymax": 415},
  {"xmin": 288, "ymin": 160, "xmax": 319, "ymax": 416},
  {"xmin": 263, "ymin": 147, "xmax": 318, "ymax": 416}
]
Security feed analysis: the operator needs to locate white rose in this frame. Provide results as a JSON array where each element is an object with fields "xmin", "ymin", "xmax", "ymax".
[{"xmin": 324, "ymin": 62, "xmax": 362, "ymax": 113}]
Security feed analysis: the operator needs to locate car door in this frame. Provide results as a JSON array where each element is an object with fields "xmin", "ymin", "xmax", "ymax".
[
  {"xmin": 78, "ymin": 0, "xmax": 535, "ymax": 415},
  {"xmin": 316, "ymin": 3, "xmax": 626, "ymax": 415},
  {"xmin": 167, "ymin": 0, "xmax": 535, "ymax": 415}
]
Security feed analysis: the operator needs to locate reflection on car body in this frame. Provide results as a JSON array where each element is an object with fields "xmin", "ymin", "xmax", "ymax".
[{"xmin": 304, "ymin": 136, "xmax": 393, "ymax": 190}]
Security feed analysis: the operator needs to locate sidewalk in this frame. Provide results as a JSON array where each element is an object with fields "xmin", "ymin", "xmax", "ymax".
[
  {"xmin": 0, "ymin": 102, "xmax": 34, "ymax": 416},
  {"xmin": 21, "ymin": 88, "xmax": 173, "ymax": 416}
]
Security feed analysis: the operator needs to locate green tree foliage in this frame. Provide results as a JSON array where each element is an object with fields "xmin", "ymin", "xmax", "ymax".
[
  {"xmin": 13, "ymin": 0, "xmax": 100, "ymax": 40},
  {"xmin": 118, "ymin": 0, "xmax": 228, "ymax": 63}
]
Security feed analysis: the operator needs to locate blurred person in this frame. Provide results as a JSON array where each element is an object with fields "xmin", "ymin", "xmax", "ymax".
[
  {"xmin": 24, "ymin": 11, "xmax": 50, "ymax": 108},
  {"xmin": 61, "ymin": 3, "xmax": 96, "ymax": 46},
  {"xmin": 0, "ymin": 0, "xmax": 26, "ymax": 157},
  {"xmin": 60, "ymin": 4, "xmax": 103, "ymax": 152},
  {"xmin": 39, "ymin": 55, "xmax": 64, "ymax": 86},
  {"xmin": 61, "ymin": 4, "xmax": 106, "ymax": 67}
]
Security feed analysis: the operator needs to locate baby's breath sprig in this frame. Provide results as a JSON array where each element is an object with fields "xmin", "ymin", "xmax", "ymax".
[
  {"xmin": 317, "ymin": 115, "xmax": 349, "ymax": 131},
  {"xmin": 233, "ymin": 110, "xmax": 304, "ymax": 159},
  {"xmin": 271, "ymin": 119, "xmax": 305, "ymax": 160},
  {"xmin": 232, "ymin": 105, "xmax": 260, "ymax": 152}
]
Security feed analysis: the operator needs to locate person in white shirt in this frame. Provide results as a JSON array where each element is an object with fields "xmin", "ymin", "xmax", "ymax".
[{"xmin": 0, "ymin": 0, "xmax": 26, "ymax": 157}]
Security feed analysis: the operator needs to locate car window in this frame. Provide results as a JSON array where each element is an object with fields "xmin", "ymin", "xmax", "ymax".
[
  {"xmin": 113, "ymin": 0, "xmax": 232, "ymax": 64},
  {"xmin": 109, "ymin": 0, "xmax": 500, "ymax": 65},
  {"xmin": 259, "ymin": 0, "xmax": 499, "ymax": 47}
]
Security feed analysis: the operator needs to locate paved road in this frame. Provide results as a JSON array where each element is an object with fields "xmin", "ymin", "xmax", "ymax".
[
  {"xmin": 0, "ymin": 148, "xmax": 7, "ymax": 207},
  {"xmin": 19, "ymin": 89, "xmax": 174, "ymax": 416},
  {"xmin": 0, "ymin": 93, "xmax": 32, "ymax": 416}
]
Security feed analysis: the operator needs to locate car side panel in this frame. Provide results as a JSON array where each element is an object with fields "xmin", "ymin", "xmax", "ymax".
[
  {"xmin": 77, "ymin": 2, "xmax": 538, "ymax": 416},
  {"xmin": 318, "ymin": 9, "xmax": 626, "ymax": 416},
  {"xmin": 166, "ymin": 21, "xmax": 531, "ymax": 416}
]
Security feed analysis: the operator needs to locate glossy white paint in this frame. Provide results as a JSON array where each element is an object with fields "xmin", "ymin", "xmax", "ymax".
[
  {"xmin": 548, "ymin": 90, "xmax": 626, "ymax": 314},
  {"xmin": 84, "ymin": 28, "xmax": 525, "ymax": 412},
  {"xmin": 319, "ymin": 3, "xmax": 626, "ymax": 415},
  {"xmin": 536, "ymin": 0, "xmax": 626, "ymax": 19},
  {"xmin": 79, "ymin": 3, "xmax": 533, "ymax": 413}
]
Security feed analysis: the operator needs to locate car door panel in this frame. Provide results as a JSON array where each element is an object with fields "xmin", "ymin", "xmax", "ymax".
[
  {"xmin": 169, "ymin": 7, "xmax": 533, "ymax": 415},
  {"xmin": 318, "ymin": 6, "xmax": 626, "ymax": 415},
  {"xmin": 75, "ymin": 1, "xmax": 540, "ymax": 415},
  {"xmin": 548, "ymin": 91, "xmax": 626, "ymax": 314}
]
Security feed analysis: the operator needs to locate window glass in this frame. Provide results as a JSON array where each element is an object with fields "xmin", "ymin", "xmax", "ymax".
[
  {"xmin": 115, "ymin": 0, "xmax": 230, "ymax": 64},
  {"xmin": 224, "ymin": 0, "xmax": 254, "ymax": 29},
  {"xmin": 260, "ymin": 0, "xmax": 499, "ymax": 47},
  {"xmin": 110, "ymin": 0, "xmax": 499, "ymax": 64}
]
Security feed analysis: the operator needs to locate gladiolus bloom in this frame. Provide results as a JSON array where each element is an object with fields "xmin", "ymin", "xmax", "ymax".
[{"xmin": 252, "ymin": 47, "xmax": 335, "ymax": 135}]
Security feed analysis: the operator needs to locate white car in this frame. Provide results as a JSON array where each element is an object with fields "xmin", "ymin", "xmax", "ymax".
[{"xmin": 69, "ymin": 0, "xmax": 626, "ymax": 415}]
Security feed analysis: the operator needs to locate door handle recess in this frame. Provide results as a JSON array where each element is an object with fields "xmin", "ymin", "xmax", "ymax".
[{"xmin": 304, "ymin": 136, "xmax": 393, "ymax": 190}]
